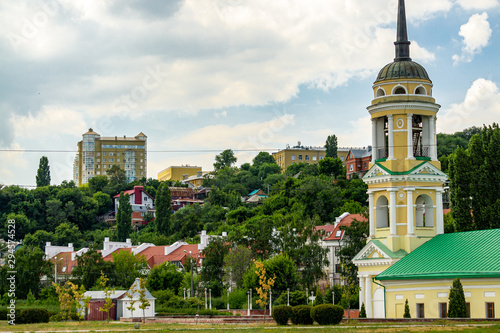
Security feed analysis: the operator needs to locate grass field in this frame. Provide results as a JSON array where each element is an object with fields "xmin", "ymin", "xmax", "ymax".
[{"xmin": 0, "ymin": 321, "xmax": 498, "ymax": 333}]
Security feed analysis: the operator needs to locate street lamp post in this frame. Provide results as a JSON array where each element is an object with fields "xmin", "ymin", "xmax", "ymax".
[{"xmin": 209, "ymin": 289, "xmax": 212, "ymax": 310}]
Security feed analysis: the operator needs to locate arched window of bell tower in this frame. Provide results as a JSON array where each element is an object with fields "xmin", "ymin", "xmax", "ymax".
[
  {"xmin": 392, "ymin": 85, "xmax": 407, "ymax": 95},
  {"xmin": 415, "ymin": 195, "xmax": 434, "ymax": 227},
  {"xmin": 376, "ymin": 196, "xmax": 389, "ymax": 228},
  {"xmin": 414, "ymin": 85, "xmax": 427, "ymax": 95},
  {"xmin": 376, "ymin": 88, "xmax": 386, "ymax": 97}
]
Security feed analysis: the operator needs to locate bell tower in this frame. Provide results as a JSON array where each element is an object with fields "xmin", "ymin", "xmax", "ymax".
[{"xmin": 353, "ymin": 0, "xmax": 447, "ymax": 318}]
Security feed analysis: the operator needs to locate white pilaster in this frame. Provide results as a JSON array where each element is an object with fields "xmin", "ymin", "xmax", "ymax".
[
  {"xmin": 432, "ymin": 116, "xmax": 438, "ymax": 160},
  {"xmin": 372, "ymin": 119, "xmax": 378, "ymax": 160},
  {"xmin": 407, "ymin": 114, "xmax": 414, "ymax": 159},
  {"xmin": 436, "ymin": 189, "xmax": 444, "ymax": 234},
  {"xmin": 388, "ymin": 115, "xmax": 394, "ymax": 160},
  {"xmin": 389, "ymin": 189, "xmax": 397, "ymax": 236},
  {"xmin": 406, "ymin": 188, "xmax": 414, "ymax": 235},
  {"xmin": 366, "ymin": 276, "xmax": 372, "ymax": 318},
  {"xmin": 369, "ymin": 192, "xmax": 375, "ymax": 237},
  {"xmin": 359, "ymin": 276, "xmax": 365, "ymax": 309}
]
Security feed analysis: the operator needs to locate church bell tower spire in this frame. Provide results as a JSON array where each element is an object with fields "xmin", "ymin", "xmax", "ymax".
[{"xmin": 394, "ymin": 0, "xmax": 411, "ymax": 61}]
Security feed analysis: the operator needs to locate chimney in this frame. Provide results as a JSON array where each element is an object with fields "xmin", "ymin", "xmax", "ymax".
[
  {"xmin": 46, "ymin": 242, "xmax": 51, "ymax": 247},
  {"xmin": 68, "ymin": 243, "xmax": 73, "ymax": 248},
  {"xmin": 222, "ymin": 232, "xmax": 227, "ymax": 237},
  {"xmin": 135, "ymin": 186, "xmax": 143, "ymax": 205}
]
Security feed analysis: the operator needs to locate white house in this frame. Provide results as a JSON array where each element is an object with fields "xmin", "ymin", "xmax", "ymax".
[{"xmin": 114, "ymin": 186, "xmax": 155, "ymax": 213}]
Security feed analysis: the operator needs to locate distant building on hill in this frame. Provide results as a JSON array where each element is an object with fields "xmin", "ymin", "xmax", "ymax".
[
  {"xmin": 74, "ymin": 128, "xmax": 147, "ymax": 186},
  {"xmin": 157, "ymin": 165, "xmax": 202, "ymax": 182}
]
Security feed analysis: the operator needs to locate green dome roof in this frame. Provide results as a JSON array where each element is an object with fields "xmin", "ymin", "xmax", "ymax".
[{"xmin": 375, "ymin": 61, "xmax": 430, "ymax": 83}]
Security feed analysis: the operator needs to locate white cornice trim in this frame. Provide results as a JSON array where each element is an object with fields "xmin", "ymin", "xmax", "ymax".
[{"xmin": 367, "ymin": 102, "xmax": 441, "ymax": 115}]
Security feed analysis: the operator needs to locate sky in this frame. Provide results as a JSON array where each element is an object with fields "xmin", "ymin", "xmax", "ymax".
[{"xmin": 1, "ymin": 0, "xmax": 500, "ymax": 187}]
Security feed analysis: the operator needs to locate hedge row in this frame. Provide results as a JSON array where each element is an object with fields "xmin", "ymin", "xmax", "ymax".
[{"xmin": 272, "ymin": 304, "xmax": 344, "ymax": 326}]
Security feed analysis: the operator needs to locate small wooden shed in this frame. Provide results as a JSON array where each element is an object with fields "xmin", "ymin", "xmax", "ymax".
[{"xmin": 83, "ymin": 290, "xmax": 127, "ymax": 321}]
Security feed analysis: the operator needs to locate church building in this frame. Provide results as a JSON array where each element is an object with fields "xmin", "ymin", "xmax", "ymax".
[{"xmin": 353, "ymin": 0, "xmax": 499, "ymax": 319}]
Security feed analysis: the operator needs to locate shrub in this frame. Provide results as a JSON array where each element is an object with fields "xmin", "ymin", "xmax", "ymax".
[
  {"xmin": 290, "ymin": 305, "xmax": 313, "ymax": 325},
  {"xmin": 228, "ymin": 289, "xmax": 247, "ymax": 309},
  {"xmin": 211, "ymin": 297, "xmax": 226, "ymax": 310},
  {"xmin": 49, "ymin": 313, "xmax": 81, "ymax": 322},
  {"xmin": 150, "ymin": 289, "xmax": 175, "ymax": 306},
  {"xmin": 359, "ymin": 303, "xmax": 366, "ymax": 318},
  {"xmin": 17, "ymin": 308, "xmax": 50, "ymax": 324},
  {"xmin": 272, "ymin": 305, "xmax": 292, "ymax": 325},
  {"xmin": 311, "ymin": 304, "xmax": 343, "ymax": 325},
  {"xmin": 403, "ymin": 299, "xmax": 411, "ymax": 318}
]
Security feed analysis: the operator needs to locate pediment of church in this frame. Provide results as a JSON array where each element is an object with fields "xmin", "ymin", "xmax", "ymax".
[
  {"xmin": 353, "ymin": 241, "xmax": 392, "ymax": 261},
  {"xmin": 409, "ymin": 162, "xmax": 447, "ymax": 177},
  {"xmin": 363, "ymin": 164, "xmax": 390, "ymax": 179}
]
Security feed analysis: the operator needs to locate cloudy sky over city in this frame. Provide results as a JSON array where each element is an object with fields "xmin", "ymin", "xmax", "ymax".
[{"xmin": 1, "ymin": 0, "xmax": 500, "ymax": 186}]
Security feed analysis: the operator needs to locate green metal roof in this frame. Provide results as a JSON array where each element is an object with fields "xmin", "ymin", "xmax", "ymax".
[
  {"xmin": 377, "ymin": 229, "xmax": 500, "ymax": 281},
  {"xmin": 371, "ymin": 240, "xmax": 408, "ymax": 259},
  {"xmin": 375, "ymin": 61, "xmax": 431, "ymax": 83}
]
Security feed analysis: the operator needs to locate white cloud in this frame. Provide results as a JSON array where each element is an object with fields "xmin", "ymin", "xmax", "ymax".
[
  {"xmin": 438, "ymin": 79, "xmax": 500, "ymax": 133},
  {"xmin": 12, "ymin": 107, "xmax": 86, "ymax": 140},
  {"xmin": 456, "ymin": 0, "xmax": 500, "ymax": 10},
  {"xmin": 452, "ymin": 13, "xmax": 492, "ymax": 65}
]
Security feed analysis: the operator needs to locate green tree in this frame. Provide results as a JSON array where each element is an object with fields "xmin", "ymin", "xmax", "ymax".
[
  {"xmin": 97, "ymin": 271, "xmax": 115, "ymax": 322},
  {"xmin": 359, "ymin": 303, "xmax": 367, "ymax": 318},
  {"xmin": 223, "ymin": 244, "xmax": 254, "ymax": 289},
  {"xmin": 72, "ymin": 245, "xmax": 116, "ymax": 290},
  {"xmin": 155, "ymin": 183, "xmax": 172, "ymax": 235},
  {"xmin": 325, "ymin": 135, "xmax": 338, "ymax": 158},
  {"xmin": 449, "ymin": 147, "xmax": 473, "ymax": 232},
  {"xmin": 15, "ymin": 246, "xmax": 52, "ymax": 298},
  {"xmin": 105, "ymin": 165, "xmax": 128, "ymax": 195},
  {"xmin": 88, "ymin": 176, "xmax": 109, "ymax": 193},
  {"xmin": 253, "ymin": 152, "xmax": 275, "ymax": 166},
  {"xmin": 448, "ymin": 277, "xmax": 467, "ymax": 318},
  {"xmin": 403, "ymin": 299, "xmax": 411, "ymax": 318},
  {"xmin": 146, "ymin": 261, "xmax": 183, "ymax": 292},
  {"xmin": 138, "ymin": 277, "xmax": 150, "ymax": 323},
  {"xmin": 112, "ymin": 251, "xmax": 148, "ymax": 288},
  {"xmin": 116, "ymin": 193, "xmax": 132, "ymax": 242},
  {"xmin": 54, "ymin": 222, "xmax": 83, "ymax": 248},
  {"xmin": 318, "ymin": 157, "xmax": 344, "ymax": 178},
  {"xmin": 213, "ymin": 149, "xmax": 237, "ymax": 171},
  {"xmin": 338, "ymin": 216, "xmax": 368, "ymax": 285},
  {"xmin": 36, "ymin": 156, "xmax": 51, "ymax": 187},
  {"xmin": 4, "ymin": 213, "xmax": 34, "ymax": 241},
  {"xmin": 201, "ymin": 236, "xmax": 231, "ymax": 297},
  {"xmin": 93, "ymin": 191, "xmax": 113, "ymax": 216}
]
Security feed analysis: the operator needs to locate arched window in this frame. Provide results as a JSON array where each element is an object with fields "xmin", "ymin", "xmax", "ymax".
[
  {"xmin": 414, "ymin": 86, "xmax": 426, "ymax": 95},
  {"xmin": 415, "ymin": 195, "xmax": 434, "ymax": 227},
  {"xmin": 376, "ymin": 88, "xmax": 386, "ymax": 97},
  {"xmin": 376, "ymin": 196, "xmax": 389, "ymax": 228},
  {"xmin": 393, "ymin": 85, "xmax": 407, "ymax": 95}
]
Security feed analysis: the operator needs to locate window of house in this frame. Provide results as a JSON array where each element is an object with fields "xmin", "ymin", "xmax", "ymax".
[
  {"xmin": 340, "ymin": 156, "xmax": 344, "ymax": 161},
  {"xmin": 439, "ymin": 303, "xmax": 447, "ymax": 318},
  {"xmin": 291, "ymin": 155, "xmax": 296, "ymax": 161},
  {"xmin": 299, "ymin": 155, "xmax": 303, "ymax": 160},
  {"xmin": 320, "ymin": 156, "xmax": 324, "ymax": 160},
  {"xmin": 486, "ymin": 303, "xmax": 495, "ymax": 318},
  {"xmin": 103, "ymin": 152, "xmax": 107, "ymax": 156},
  {"xmin": 97, "ymin": 159, "xmax": 100, "ymax": 163},
  {"xmin": 97, "ymin": 171, "xmax": 100, "ymax": 175},
  {"xmin": 103, "ymin": 165, "xmax": 106, "ymax": 169},
  {"xmin": 417, "ymin": 304, "xmax": 425, "ymax": 318},
  {"xmin": 103, "ymin": 158, "xmax": 107, "ymax": 162},
  {"xmin": 349, "ymin": 164, "xmax": 354, "ymax": 171},
  {"xmin": 335, "ymin": 230, "xmax": 342, "ymax": 237},
  {"xmin": 364, "ymin": 162, "xmax": 367, "ymax": 168},
  {"xmin": 117, "ymin": 159, "xmax": 120, "ymax": 162},
  {"xmin": 305, "ymin": 155, "xmax": 310, "ymax": 161},
  {"xmin": 117, "ymin": 152, "xmax": 120, "ymax": 156},
  {"xmin": 141, "ymin": 172, "xmax": 144, "ymax": 175},
  {"xmin": 109, "ymin": 158, "xmax": 113, "ymax": 162},
  {"xmin": 109, "ymin": 152, "xmax": 114, "ymax": 156},
  {"xmin": 313, "ymin": 156, "xmax": 317, "ymax": 161}
]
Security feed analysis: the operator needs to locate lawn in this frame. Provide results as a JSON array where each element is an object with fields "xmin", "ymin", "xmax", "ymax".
[{"xmin": 0, "ymin": 321, "xmax": 498, "ymax": 333}]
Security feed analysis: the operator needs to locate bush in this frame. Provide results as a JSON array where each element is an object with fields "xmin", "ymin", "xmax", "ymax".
[
  {"xmin": 49, "ymin": 313, "xmax": 81, "ymax": 322},
  {"xmin": 290, "ymin": 305, "xmax": 313, "ymax": 325},
  {"xmin": 228, "ymin": 289, "xmax": 247, "ymax": 309},
  {"xmin": 17, "ymin": 308, "xmax": 50, "ymax": 324},
  {"xmin": 359, "ymin": 303, "xmax": 366, "ymax": 318},
  {"xmin": 211, "ymin": 297, "xmax": 226, "ymax": 310},
  {"xmin": 150, "ymin": 289, "xmax": 175, "ymax": 306},
  {"xmin": 272, "ymin": 305, "xmax": 292, "ymax": 325},
  {"xmin": 311, "ymin": 304, "xmax": 343, "ymax": 325}
]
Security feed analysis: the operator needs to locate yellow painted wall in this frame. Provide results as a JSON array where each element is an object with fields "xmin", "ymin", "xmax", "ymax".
[
  {"xmin": 158, "ymin": 166, "xmax": 202, "ymax": 181},
  {"xmin": 383, "ymin": 278, "xmax": 500, "ymax": 319},
  {"xmin": 272, "ymin": 149, "xmax": 325, "ymax": 172}
]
